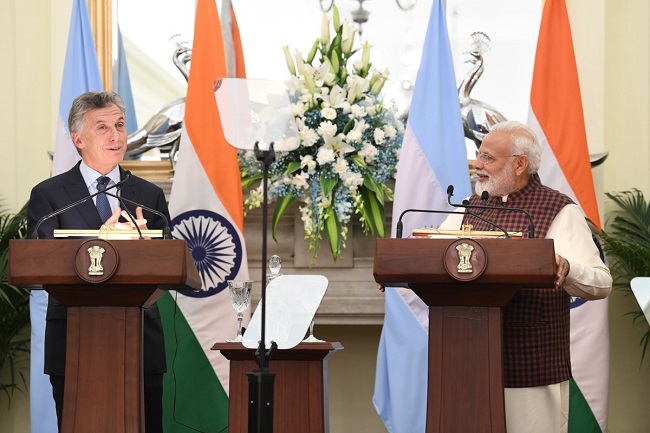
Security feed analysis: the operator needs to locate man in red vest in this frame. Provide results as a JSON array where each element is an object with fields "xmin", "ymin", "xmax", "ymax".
[{"xmin": 440, "ymin": 120, "xmax": 611, "ymax": 432}]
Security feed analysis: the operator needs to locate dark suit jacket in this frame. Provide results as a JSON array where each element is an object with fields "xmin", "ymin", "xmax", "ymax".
[{"xmin": 26, "ymin": 161, "xmax": 170, "ymax": 376}]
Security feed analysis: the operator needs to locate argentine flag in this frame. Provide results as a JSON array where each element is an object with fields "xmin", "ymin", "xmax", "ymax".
[
  {"xmin": 30, "ymin": 0, "xmax": 102, "ymax": 431},
  {"xmin": 372, "ymin": 0, "xmax": 471, "ymax": 431}
]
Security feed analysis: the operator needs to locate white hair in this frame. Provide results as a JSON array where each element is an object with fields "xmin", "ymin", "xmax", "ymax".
[{"xmin": 490, "ymin": 121, "xmax": 541, "ymax": 175}]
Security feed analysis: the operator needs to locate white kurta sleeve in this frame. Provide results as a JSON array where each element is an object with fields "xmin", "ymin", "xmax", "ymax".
[{"xmin": 547, "ymin": 204, "xmax": 612, "ymax": 300}]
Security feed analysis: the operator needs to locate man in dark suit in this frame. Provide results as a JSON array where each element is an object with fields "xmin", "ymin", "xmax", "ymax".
[{"xmin": 27, "ymin": 91, "xmax": 169, "ymax": 433}]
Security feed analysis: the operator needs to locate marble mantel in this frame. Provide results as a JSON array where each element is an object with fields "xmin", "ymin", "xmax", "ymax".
[{"xmin": 121, "ymin": 160, "xmax": 388, "ymax": 326}]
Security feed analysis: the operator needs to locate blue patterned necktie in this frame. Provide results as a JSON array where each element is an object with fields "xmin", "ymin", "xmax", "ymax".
[{"xmin": 95, "ymin": 176, "xmax": 113, "ymax": 222}]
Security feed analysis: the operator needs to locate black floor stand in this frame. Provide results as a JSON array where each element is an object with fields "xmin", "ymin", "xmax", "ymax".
[{"xmin": 247, "ymin": 141, "xmax": 277, "ymax": 433}]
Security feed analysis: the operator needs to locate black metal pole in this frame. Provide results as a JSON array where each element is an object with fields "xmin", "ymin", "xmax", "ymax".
[{"xmin": 247, "ymin": 142, "xmax": 276, "ymax": 433}]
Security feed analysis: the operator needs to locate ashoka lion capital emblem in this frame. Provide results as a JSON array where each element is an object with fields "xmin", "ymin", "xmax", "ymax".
[
  {"xmin": 87, "ymin": 245, "xmax": 106, "ymax": 275},
  {"xmin": 456, "ymin": 242, "xmax": 475, "ymax": 274}
]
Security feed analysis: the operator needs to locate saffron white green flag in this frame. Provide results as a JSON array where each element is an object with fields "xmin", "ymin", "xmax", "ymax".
[
  {"xmin": 158, "ymin": 0, "xmax": 248, "ymax": 431},
  {"xmin": 528, "ymin": 0, "xmax": 609, "ymax": 431}
]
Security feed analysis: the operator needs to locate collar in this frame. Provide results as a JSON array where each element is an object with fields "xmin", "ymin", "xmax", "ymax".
[
  {"xmin": 501, "ymin": 174, "xmax": 541, "ymax": 204},
  {"xmin": 79, "ymin": 160, "xmax": 121, "ymax": 192}
]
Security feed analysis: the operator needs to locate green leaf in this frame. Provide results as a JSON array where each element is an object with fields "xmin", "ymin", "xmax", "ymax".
[
  {"xmin": 330, "ymin": 49, "xmax": 340, "ymax": 74},
  {"xmin": 342, "ymin": 118, "xmax": 355, "ymax": 135},
  {"xmin": 363, "ymin": 173, "xmax": 385, "ymax": 204},
  {"xmin": 240, "ymin": 174, "xmax": 263, "ymax": 190},
  {"xmin": 323, "ymin": 206, "xmax": 342, "ymax": 260},
  {"xmin": 286, "ymin": 161, "xmax": 302, "ymax": 175},
  {"xmin": 320, "ymin": 173, "xmax": 338, "ymax": 198},
  {"xmin": 359, "ymin": 185, "xmax": 386, "ymax": 238},
  {"xmin": 271, "ymin": 195, "xmax": 296, "ymax": 242},
  {"xmin": 351, "ymin": 154, "xmax": 366, "ymax": 168}
]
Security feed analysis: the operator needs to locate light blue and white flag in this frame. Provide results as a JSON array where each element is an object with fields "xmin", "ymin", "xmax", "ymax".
[
  {"xmin": 372, "ymin": 0, "xmax": 471, "ymax": 431},
  {"xmin": 30, "ymin": 0, "xmax": 102, "ymax": 431},
  {"xmin": 115, "ymin": 25, "xmax": 138, "ymax": 135}
]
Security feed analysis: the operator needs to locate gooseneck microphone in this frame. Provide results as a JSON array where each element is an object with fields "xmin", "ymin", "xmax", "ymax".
[
  {"xmin": 447, "ymin": 185, "xmax": 536, "ymax": 238},
  {"xmin": 396, "ymin": 208, "xmax": 457, "ymax": 239},
  {"xmin": 102, "ymin": 189, "xmax": 172, "ymax": 239},
  {"xmin": 395, "ymin": 207, "xmax": 512, "ymax": 239},
  {"xmin": 31, "ymin": 171, "xmax": 133, "ymax": 239}
]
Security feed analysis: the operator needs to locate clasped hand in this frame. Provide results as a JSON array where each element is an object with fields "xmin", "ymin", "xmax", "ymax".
[{"xmin": 103, "ymin": 205, "xmax": 148, "ymax": 231}]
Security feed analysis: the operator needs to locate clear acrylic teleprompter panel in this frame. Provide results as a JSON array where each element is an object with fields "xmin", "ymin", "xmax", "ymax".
[
  {"xmin": 242, "ymin": 275, "xmax": 328, "ymax": 350},
  {"xmin": 631, "ymin": 277, "xmax": 650, "ymax": 326},
  {"xmin": 213, "ymin": 78, "xmax": 300, "ymax": 151}
]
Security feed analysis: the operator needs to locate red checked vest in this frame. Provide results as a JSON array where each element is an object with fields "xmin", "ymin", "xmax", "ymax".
[{"xmin": 462, "ymin": 174, "xmax": 574, "ymax": 387}]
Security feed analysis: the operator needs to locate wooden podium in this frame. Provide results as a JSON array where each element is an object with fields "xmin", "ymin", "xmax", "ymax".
[
  {"xmin": 8, "ymin": 239, "xmax": 201, "ymax": 433},
  {"xmin": 212, "ymin": 341, "xmax": 343, "ymax": 433},
  {"xmin": 374, "ymin": 237, "xmax": 556, "ymax": 433}
]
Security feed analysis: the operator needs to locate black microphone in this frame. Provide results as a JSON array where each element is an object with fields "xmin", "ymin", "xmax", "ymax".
[
  {"xmin": 103, "ymin": 189, "xmax": 172, "ymax": 239},
  {"xmin": 31, "ymin": 171, "xmax": 133, "ymax": 239},
  {"xmin": 447, "ymin": 185, "xmax": 535, "ymax": 238},
  {"xmin": 395, "ymin": 208, "xmax": 512, "ymax": 239}
]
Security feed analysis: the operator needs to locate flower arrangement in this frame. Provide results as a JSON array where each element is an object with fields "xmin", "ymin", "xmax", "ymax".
[{"xmin": 239, "ymin": 6, "xmax": 404, "ymax": 260}]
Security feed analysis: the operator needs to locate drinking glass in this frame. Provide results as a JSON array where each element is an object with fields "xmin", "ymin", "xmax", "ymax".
[
  {"xmin": 267, "ymin": 254, "xmax": 282, "ymax": 283},
  {"xmin": 226, "ymin": 280, "xmax": 253, "ymax": 342}
]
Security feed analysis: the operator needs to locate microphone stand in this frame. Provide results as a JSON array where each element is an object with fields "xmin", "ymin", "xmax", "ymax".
[{"xmin": 247, "ymin": 141, "xmax": 277, "ymax": 433}]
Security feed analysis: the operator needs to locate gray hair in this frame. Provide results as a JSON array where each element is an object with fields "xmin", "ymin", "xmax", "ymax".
[
  {"xmin": 68, "ymin": 91, "xmax": 126, "ymax": 134},
  {"xmin": 490, "ymin": 121, "xmax": 541, "ymax": 175}
]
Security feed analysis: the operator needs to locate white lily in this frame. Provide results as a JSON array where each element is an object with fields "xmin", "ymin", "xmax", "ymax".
[
  {"xmin": 323, "ymin": 133, "xmax": 356, "ymax": 155},
  {"xmin": 294, "ymin": 49, "xmax": 305, "ymax": 77},
  {"xmin": 346, "ymin": 75, "xmax": 369, "ymax": 103},
  {"xmin": 341, "ymin": 22, "xmax": 356, "ymax": 55},
  {"xmin": 283, "ymin": 46, "xmax": 296, "ymax": 76},
  {"xmin": 360, "ymin": 41, "xmax": 371, "ymax": 75},
  {"xmin": 320, "ymin": 12, "xmax": 330, "ymax": 50},
  {"xmin": 370, "ymin": 68, "xmax": 390, "ymax": 95}
]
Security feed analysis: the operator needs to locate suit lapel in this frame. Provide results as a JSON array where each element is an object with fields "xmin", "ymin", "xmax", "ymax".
[
  {"xmin": 63, "ymin": 162, "xmax": 103, "ymax": 228},
  {"xmin": 119, "ymin": 166, "xmax": 139, "ymax": 217}
]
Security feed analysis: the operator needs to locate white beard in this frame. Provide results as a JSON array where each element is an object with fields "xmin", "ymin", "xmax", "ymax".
[{"xmin": 474, "ymin": 168, "xmax": 518, "ymax": 197}]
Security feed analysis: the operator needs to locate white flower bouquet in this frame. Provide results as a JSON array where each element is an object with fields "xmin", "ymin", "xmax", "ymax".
[{"xmin": 239, "ymin": 6, "xmax": 403, "ymax": 260}]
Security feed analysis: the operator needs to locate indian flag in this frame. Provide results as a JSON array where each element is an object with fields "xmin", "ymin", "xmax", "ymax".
[
  {"xmin": 527, "ymin": 0, "xmax": 609, "ymax": 431},
  {"xmin": 158, "ymin": 0, "xmax": 248, "ymax": 431}
]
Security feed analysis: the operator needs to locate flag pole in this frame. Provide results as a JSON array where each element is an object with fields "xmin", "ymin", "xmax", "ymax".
[{"xmin": 246, "ymin": 141, "xmax": 277, "ymax": 433}]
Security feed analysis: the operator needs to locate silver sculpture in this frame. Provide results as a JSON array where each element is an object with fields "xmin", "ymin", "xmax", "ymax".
[
  {"xmin": 458, "ymin": 32, "xmax": 607, "ymax": 167},
  {"xmin": 124, "ymin": 37, "xmax": 190, "ymax": 166},
  {"xmin": 458, "ymin": 32, "xmax": 507, "ymax": 148}
]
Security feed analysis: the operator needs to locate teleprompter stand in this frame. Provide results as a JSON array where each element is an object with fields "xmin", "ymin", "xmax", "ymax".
[{"xmin": 248, "ymin": 141, "xmax": 277, "ymax": 433}]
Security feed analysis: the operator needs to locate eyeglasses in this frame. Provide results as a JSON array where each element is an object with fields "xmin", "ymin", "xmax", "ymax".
[{"xmin": 474, "ymin": 151, "xmax": 521, "ymax": 165}]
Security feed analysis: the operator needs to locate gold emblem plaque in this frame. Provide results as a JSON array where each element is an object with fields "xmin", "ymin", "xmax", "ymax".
[
  {"xmin": 443, "ymin": 238, "xmax": 487, "ymax": 282},
  {"xmin": 74, "ymin": 239, "xmax": 119, "ymax": 283}
]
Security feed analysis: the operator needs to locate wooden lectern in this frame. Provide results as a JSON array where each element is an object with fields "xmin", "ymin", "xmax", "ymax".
[
  {"xmin": 212, "ymin": 341, "xmax": 342, "ymax": 433},
  {"xmin": 8, "ymin": 239, "xmax": 201, "ymax": 433},
  {"xmin": 374, "ymin": 237, "xmax": 556, "ymax": 433}
]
